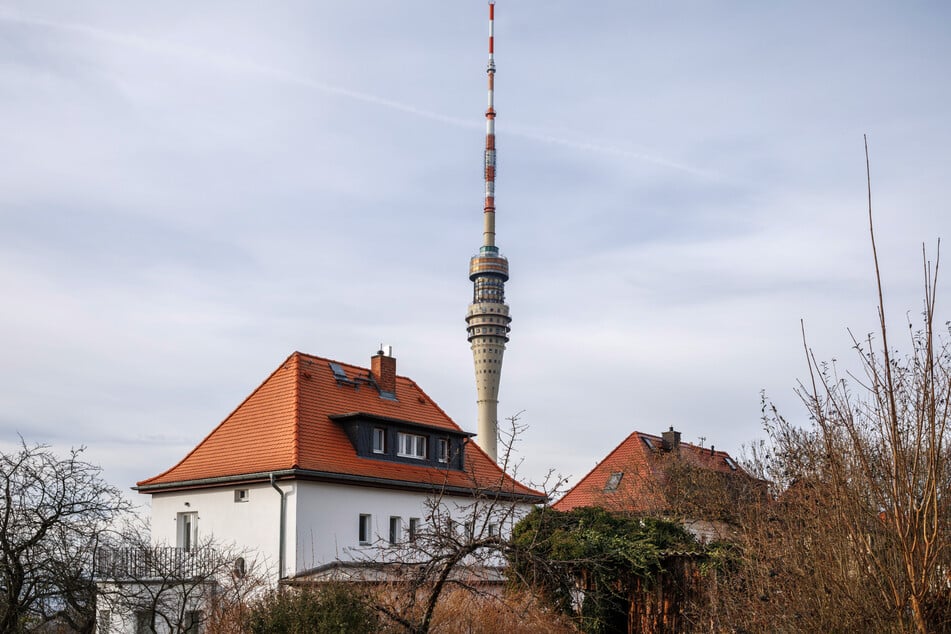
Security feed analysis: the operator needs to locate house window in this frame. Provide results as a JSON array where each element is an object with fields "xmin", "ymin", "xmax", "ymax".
[
  {"xmin": 177, "ymin": 512, "xmax": 198, "ymax": 551},
  {"xmin": 437, "ymin": 438, "xmax": 450, "ymax": 463},
  {"xmin": 397, "ymin": 432, "xmax": 427, "ymax": 459},
  {"xmin": 373, "ymin": 427, "xmax": 386, "ymax": 454},
  {"xmin": 98, "ymin": 610, "xmax": 110, "ymax": 632},
  {"xmin": 389, "ymin": 516, "xmax": 402, "ymax": 544},
  {"xmin": 604, "ymin": 471, "xmax": 624, "ymax": 492},
  {"xmin": 184, "ymin": 610, "xmax": 201, "ymax": 634},
  {"xmin": 488, "ymin": 523, "xmax": 499, "ymax": 538},
  {"xmin": 724, "ymin": 457, "xmax": 738, "ymax": 471},
  {"xmin": 135, "ymin": 610, "xmax": 154, "ymax": 634},
  {"xmin": 234, "ymin": 489, "xmax": 249, "ymax": 503},
  {"xmin": 409, "ymin": 517, "xmax": 421, "ymax": 542},
  {"xmin": 359, "ymin": 514, "xmax": 372, "ymax": 544}
]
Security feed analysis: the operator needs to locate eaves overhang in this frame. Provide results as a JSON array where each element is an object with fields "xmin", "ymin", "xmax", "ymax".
[
  {"xmin": 329, "ymin": 412, "xmax": 476, "ymax": 438},
  {"xmin": 134, "ymin": 467, "xmax": 546, "ymax": 504}
]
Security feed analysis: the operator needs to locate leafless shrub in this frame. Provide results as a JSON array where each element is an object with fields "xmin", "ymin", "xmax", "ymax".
[{"xmin": 707, "ymin": 138, "xmax": 951, "ymax": 634}]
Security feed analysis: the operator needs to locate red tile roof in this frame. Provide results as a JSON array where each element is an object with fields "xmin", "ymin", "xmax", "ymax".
[
  {"xmin": 553, "ymin": 431, "xmax": 744, "ymax": 512},
  {"xmin": 137, "ymin": 352, "xmax": 543, "ymax": 500}
]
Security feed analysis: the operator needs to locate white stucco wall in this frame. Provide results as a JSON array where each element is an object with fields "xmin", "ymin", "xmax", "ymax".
[
  {"xmin": 148, "ymin": 481, "xmax": 289, "ymax": 581},
  {"xmin": 148, "ymin": 479, "xmax": 536, "ymax": 581},
  {"xmin": 292, "ymin": 480, "xmax": 535, "ymax": 573}
]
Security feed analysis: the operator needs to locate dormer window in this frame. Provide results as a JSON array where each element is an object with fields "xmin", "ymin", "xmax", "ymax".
[
  {"xmin": 331, "ymin": 412, "xmax": 470, "ymax": 469},
  {"xmin": 437, "ymin": 438, "xmax": 450, "ymax": 463},
  {"xmin": 373, "ymin": 428, "xmax": 386, "ymax": 454},
  {"xmin": 398, "ymin": 432, "xmax": 427, "ymax": 459}
]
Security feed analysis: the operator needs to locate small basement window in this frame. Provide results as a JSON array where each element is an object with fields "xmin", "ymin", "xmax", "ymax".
[
  {"xmin": 234, "ymin": 489, "xmax": 249, "ymax": 503},
  {"xmin": 604, "ymin": 471, "xmax": 624, "ymax": 492}
]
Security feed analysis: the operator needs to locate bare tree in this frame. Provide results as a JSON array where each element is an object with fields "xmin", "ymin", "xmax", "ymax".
[
  {"xmin": 95, "ymin": 516, "xmax": 263, "ymax": 634},
  {"xmin": 0, "ymin": 440, "xmax": 129, "ymax": 633},
  {"xmin": 708, "ymin": 139, "xmax": 951, "ymax": 633},
  {"xmin": 319, "ymin": 414, "xmax": 556, "ymax": 634}
]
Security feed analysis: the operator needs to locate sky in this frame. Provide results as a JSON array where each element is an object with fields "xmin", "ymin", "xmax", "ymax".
[{"xmin": 1, "ymin": 1, "xmax": 950, "ymax": 506}]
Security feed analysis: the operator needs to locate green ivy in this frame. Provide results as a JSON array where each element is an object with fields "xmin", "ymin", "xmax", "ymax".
[{"xmin": 508, "ymin": 507, "xmax": 701, "ymax": 633}]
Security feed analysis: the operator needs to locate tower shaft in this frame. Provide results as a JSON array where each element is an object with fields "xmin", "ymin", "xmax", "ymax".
[{"xmin": 467, "ymin": 0, "xmax": 510, "ymax": 462}]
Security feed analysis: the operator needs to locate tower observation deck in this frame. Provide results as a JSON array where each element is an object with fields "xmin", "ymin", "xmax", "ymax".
[{"xmin": 467, "ymin": 1, "xmax": 511, "ymax": 462}]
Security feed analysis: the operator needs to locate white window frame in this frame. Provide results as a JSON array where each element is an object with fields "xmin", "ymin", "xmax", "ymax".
[
  {"xmin": 409, "ymin": 517, "xmax": 421, "ymax": 542},
  {"xmin": 389, "ymin": 516, "xmax": 402, "ymax": 544},
  {"xmin": 177, "ymin": 512, "xmax": 198, "ymax": 552},
  {"xmin": 397, "ymin": 432, "xmax": 427, "ymax": 459},
  {"xmin": 234, "ymin": 489, "xmax": 249, "ymax": 503},
  {"xmin": 373, "ymin": 427, "xmax": 386, "ymax": 454},
  {"xmin": 359, "ymin": 514, "xmax": 372, "ymax": 544},
  {"xmin": 437, "ymin": 438, "xmax": 450, "ymax": 463}
]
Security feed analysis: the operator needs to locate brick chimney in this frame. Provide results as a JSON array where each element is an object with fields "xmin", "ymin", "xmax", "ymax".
[
  {"xmin": 662, "ymin": 426, "xmax": 681, "ymax": 452},
  {"xmin": 371, "ymin": 347, "xmax": 396, "ymax": 396}
]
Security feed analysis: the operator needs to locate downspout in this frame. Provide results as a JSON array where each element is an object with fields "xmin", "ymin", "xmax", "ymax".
[{"xmin": 269, "ymin": 473, "xmax": 286, "ymax": 579}]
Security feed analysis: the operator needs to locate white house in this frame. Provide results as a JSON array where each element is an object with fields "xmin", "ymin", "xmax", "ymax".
[{"xmin": 97, "ymin": 349, "xmax": 543, "ymax": 632}]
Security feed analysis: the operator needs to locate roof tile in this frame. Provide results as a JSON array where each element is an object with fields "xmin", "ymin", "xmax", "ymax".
[
  {"xmin": 138, "ymin": 352, "xmax": 541, "ymax": 499},
  {"xmin": 553, "ymin": 431, "xmax": 744, "ymax": 512}
]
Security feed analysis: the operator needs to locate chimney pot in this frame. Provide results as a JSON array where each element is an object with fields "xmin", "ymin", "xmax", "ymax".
[
  {"xmin": 662, "ymin": 427, "xmax": 681, "ymax": 452},
  {"xmin": 371, "ymin": 348, "xmax": 397, "ymax": 395}
]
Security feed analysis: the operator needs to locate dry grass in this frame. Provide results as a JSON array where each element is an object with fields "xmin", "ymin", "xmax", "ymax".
[{"xmin": 424, "ymin": 587, "xmax": 578, "ymax": 634}]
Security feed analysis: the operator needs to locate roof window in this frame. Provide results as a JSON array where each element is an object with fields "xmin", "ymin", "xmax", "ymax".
[
  {"xmin": 329, "ymin": 362, "xmax": 348, "ymax": 380},
  {"xmin": 604, "ymin": 471, "xmax": 624, "ymax": 492},
  {"xmin": 723, "ymin": 457, "xmax": 738, "ymax": 471}
]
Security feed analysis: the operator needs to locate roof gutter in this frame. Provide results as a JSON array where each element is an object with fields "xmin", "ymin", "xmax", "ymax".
[
  {"xmin": 136, "ymin": 468, "xmax": 546, "ymax": 503},
  {"xmin": 134, "ymin": 469, "xmax": 297, "ymax": 492},
  {"xmin": 270, "ymin": 473, "xmax": 287, "ymax": 580}
]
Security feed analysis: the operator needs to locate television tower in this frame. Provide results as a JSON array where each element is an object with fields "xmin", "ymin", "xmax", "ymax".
[{"xmin": 466, "ymin": 0, "xmax": 511, "ymax": 462}]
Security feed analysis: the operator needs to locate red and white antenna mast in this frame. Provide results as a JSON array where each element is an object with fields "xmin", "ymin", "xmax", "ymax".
[
  {"xmin": 483, "ymin": 0, "xmax": 497, "ymax": 247},
  {"xmin": 467, "ymin": 0, "xmax": 511, "ymax": 463}
]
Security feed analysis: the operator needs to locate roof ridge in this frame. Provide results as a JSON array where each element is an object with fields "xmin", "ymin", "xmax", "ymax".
[
  {"xmin": 291, "ymin": 352, "xmax": 301, "ymax": 469},
  {"xmin": 296, "ymin": 351, "xmax": 370, "ymax": 374},
  {"xmin": 137, "ymin": 351, "xmax": 298, "ymax": 487}
]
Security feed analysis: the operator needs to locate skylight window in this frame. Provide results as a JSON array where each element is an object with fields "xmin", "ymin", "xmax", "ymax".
[
  {"xmin": 604, "ymin": 471, "xmax": 624, "ymax": 492},
  {"xmin": 642, "ymin": 437, "xmax": 656, "ymax": 450},
  {"xmin": 329, "ymin": 362, "xmax": 348, "ymax": 380},
  {"xmin": 723, "ymin": 457, "xmax": 738, "ymax": 471}
]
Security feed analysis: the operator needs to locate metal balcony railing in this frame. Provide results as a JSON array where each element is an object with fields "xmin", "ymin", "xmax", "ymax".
[{"xmin": 94, "ymin": 547, "xmax": 219, "ymax": 580}]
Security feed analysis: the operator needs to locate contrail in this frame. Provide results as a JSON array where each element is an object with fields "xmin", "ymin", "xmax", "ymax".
[{"xmin": 0, "ymin": 9, "xmax": 721, "ymax": 181}]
